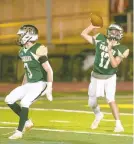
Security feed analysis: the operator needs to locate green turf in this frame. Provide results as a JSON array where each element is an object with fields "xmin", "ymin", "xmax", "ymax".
[
  {"xmin": 0, "ymin": 94, "xmax": 133, "ymax": 113},
  {"xmin": 0, "ymin": 129, "xmax": 133, "ymax": 144},
  {"xmin": 0, "ymin": 93, "xmax": 133, "ymax": 144}
]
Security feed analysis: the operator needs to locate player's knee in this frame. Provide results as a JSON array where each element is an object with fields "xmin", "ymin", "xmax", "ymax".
[
  {"xmin": 88, "ymin": 96, "xmax": 97, "ymax": 108},
  {"xmin": 5, "ymin": 95, "xmax": 14, "ymax": 104},
  {"xmin": 20, "ymin": 100, "xmax": 31, "ymax": 108},
  {"xmin": 106, "ymin": 98, "xmax": 115, "ymax": 103}
]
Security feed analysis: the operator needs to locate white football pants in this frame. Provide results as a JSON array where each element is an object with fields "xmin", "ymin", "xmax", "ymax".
[
  {"xmin": 5, "ymin": 81, "xmax": 47, "ymax": 108},
  {"xmin": 88, "ymin": 74, "xmax": 116, "ymax": 104}
]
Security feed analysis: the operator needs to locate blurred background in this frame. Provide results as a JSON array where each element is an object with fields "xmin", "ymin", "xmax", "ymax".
[
  {"xmin": 0, "ymin": 1, "xmax": 133, "ymax": 143},
  {"xmin": 0, "ymin": 0, "xmax": 133, "ymax": 82}
]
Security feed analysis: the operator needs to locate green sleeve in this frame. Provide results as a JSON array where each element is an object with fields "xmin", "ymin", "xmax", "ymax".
[{"xmin": 93, "ymin": 33, "xmax": 106, "ymax": 45}]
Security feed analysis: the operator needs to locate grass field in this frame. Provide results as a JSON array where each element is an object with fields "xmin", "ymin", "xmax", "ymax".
[{"xmin": 0, "ymin": 92, "xmax": 133, "ymax": 144}]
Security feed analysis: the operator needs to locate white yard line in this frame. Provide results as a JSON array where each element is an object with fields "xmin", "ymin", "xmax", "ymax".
[
  {"xmin": 50, "ymin": 120, "xmax": 70, "ymax": 123},
  {"xmin": 0, "ymin": 121, "xmax": 18, "ymax": 125},
  {"xmin": 0, "ymin": 119, "xmax": 116, "ymax": 125},
  {"xmin": 102, "ymin": 119, "xmax": 115, "ymax": 122},
  {"xmin": 0, "ymin": 107, "xmax": 133, "ymax": 116},
  {"xmin": 0, "ymin": 126, "xmax": 133, "ymax": 138},
  {"xmin": 50, "ymin": 119, "xmax": 115, "ymax": 123},
  {"xmin": 0, "ymin": 120, "xmax": 70, "ymax": 125}
]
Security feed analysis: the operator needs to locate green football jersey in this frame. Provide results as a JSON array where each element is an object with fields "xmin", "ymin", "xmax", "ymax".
[
  {"xmin": 93, "ymin": 33, "xmax": 128, "ymax": 75},
  {"xmin": 19, "ymin": 43, "xmax": 47, "ymax": 82}
]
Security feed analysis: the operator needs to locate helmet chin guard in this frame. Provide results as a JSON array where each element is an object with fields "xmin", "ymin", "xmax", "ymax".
[
  {"xmin": 17, "ymin": 25, "xmax": 38, "ymax": 46},
  {"xmin": 107, "ymin": 24, "xmax": 123, "ymax": 41}
]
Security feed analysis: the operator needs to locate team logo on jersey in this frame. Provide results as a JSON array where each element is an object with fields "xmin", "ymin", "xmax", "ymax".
[{"xmin": 21, "ymin": 56, "xmax": 32, "ymax": 62}]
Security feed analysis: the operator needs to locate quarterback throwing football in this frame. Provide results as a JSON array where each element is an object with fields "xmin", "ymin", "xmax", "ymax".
[
  {"xmin": 81, "ymin": 22, "xmax": 129, "ymax": 132},
  {"xmin": 5, "ymin": 25, "xmax": 53, "ymax": 139}
]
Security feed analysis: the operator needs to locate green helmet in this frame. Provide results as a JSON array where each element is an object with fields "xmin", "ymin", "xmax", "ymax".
[
  {"xmin": 17, "ymin": 25, "xmax": 38, "ymax": 46},
  {"xmin": 107, "ymin": 24, "xmax": 123, "ymax": 41}
]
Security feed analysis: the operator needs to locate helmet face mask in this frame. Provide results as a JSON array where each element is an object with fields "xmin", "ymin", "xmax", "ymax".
[
  {"xmin": 16, "ymin": 25, "xmax": 38, "ymax": 46},
  {"xmin": 107, "ymin": 24, "xmax": 123, "ymax": 41}
]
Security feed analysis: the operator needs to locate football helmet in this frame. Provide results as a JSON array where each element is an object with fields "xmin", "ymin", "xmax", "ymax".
[
  {"xmin": 17, "ymin": 25, "xmax": 38, "ymax": 46},
  {"xmin": 107, "ymin": 24, "xmax": 123, "ymax": 41}
]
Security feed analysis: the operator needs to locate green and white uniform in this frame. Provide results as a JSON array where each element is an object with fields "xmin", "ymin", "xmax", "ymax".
[
  {"xmin": 92, "ymin": 33, "xmax": 128, "ymax": 78},
  {"xmin": 19, "ymin": 43, "xmax": 47, "ymax": 82},
  {"xmin": 88, "ymin": 33, "xmax": 128, "ymax": 103},
  {"xmin": 5, "ymin": 43, "xmax": 48, "ymax": 108}
]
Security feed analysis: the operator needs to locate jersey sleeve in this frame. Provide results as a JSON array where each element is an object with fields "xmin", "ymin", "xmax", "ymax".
[
  {"xmin": 117, "ymin": 45, "xmax": 129, "ymax": 58},
  {"xmin": 93, "ymin": 33, "xmax": 106, "ymax": 45},
  {"xmin": 36, "ymin": 45, "xmax": 48, "ymax": 57}
]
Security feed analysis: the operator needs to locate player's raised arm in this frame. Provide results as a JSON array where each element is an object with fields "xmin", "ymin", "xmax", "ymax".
[
  {"xmin": 81, "ymin": 13, "xmax": 103, "ymax": 44},
  {"xmin": 81, "ymin": 23, "xmax": 101, "ymax": 44}
]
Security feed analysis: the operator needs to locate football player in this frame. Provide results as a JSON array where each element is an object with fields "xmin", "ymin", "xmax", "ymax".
[
  {"xmin": 81, "ymin": 23, "xmax": 129, "ymax": 132},
  {"xmin": 5, "ymin": 25, "xmax": 53, "ymax": 139}
]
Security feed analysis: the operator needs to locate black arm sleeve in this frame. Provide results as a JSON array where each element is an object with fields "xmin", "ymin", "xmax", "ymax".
[{"xmin": 38, "ymin": 56, "xmax": 48, "ymax": 64}]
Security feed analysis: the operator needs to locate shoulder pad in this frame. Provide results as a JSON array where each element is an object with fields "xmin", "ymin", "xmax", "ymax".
[
  {"xmin": 36, "ymin": 45, "xmax": 48, "ymax": 56},
  {"xmin": 95, "ymin": 33, "xmax": 106, "ymax": 41}
]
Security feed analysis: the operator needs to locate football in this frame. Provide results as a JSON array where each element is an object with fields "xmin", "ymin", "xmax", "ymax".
[{"xmin": 89, "ymin": 13, "xmax": 103, "ymax": 27}]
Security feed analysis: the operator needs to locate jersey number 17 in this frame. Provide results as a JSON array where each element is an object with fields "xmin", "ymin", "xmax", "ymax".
[{"xmin": 99, "ymin": 52, "xmax": 110, "ymax": 69}]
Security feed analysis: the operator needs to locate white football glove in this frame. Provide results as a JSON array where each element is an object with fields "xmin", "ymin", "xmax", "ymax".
[{"xmin": 41, "ymin": 82, "xmax": 53, "ymax": 101}]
